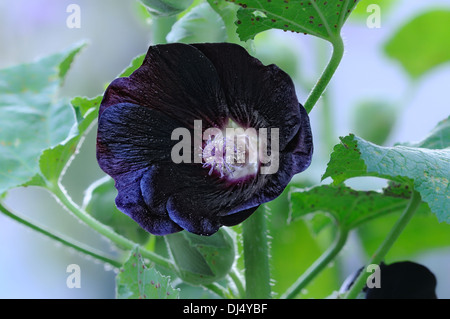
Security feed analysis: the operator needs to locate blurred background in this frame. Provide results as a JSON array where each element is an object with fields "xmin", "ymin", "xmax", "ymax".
[{"xmin": 0, "ymin": 0, "xmax": 449, "ymax": 298}]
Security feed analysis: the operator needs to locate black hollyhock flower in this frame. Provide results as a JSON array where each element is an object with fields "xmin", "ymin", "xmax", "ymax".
[
  {"xmin": 96, "ymin": 43, "xmax": 313, "ymax": 236},
  {"xmin": 341, "ymin": 261, "xmax": 438, "ymax": 299},
  {"xmin": 365, "ymin": 262, "xmax": 438, "ymax": 299}
]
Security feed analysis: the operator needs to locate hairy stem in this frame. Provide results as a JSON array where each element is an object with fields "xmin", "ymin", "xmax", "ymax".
[
  {"xmin": 282, "ymin": 227, "xmax": 349, "ymax": 299},
  {"xmin": 203, "ymin": 282, "xmax": 231, "ymax": 299},
  {"xmin": 53, "ymin": 181, "xmax": 237, "ymax": 298},
  {"xmin": 242, "ymin": 206, "xmax": 271, "ymax": 299},
  {"xmin": 344, "ymin": 191, "xmax": 422, "ymax": 299},
  {"xmin": 0, "ymin": 200, "xmax": 122, "ymax": 268},
  {"xmin": 50, "ymin": 183, "xmax": 176, "ymax": 272},
  {"xmin": 304, "ymin": 36, "xmax": 345, "ymax": 114},
  {"xmin": 229, "ymin": 267, "xmax": 246, "ymax": 298}
]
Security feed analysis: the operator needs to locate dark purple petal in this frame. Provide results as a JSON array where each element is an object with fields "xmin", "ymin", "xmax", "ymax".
[
  {"xmin": 140, "ymin": 162, "xmax": 260, "ymax": 235},
  {"xmin": 114, "ymin": 168, "xmax": 182, "ymax": 235},
  {"xmin": 192, "ymin": 43, "xmax": 301, "ymax": 150},
  {"xmin": 140, "ymin": 167, "xmax": 168, "ymax": 216},
  {"xmin": 220, "ymin": 206, "xmax": 260, "ymax": 227},
  {"xmin": 249, "ymin": 107, "xmax": 313, "ymax": 205},
  {"xmin": 283, "ymin": 104, "xmax": 314, "ymax": 174},
  {"xmin": 167, "ymin": 196, "xmax": 220, "ymax": 236},
  {"xmin": 99, "ymin": 43, "xmax": 228, "ymax": 129},
  {"xmin": 258, "ymin": 152, "xmax": 302, "ymax": 202},
  {"xmin": 160, "ymin": 158, "xmax": 288, "ymax": 235},
  {"xmin": 97, "ymin": 103, "xmax": 183, "ymax": 176},
  {"xmin": 165, "ymin": 181, "xmax": 261, "ymax": 236}
]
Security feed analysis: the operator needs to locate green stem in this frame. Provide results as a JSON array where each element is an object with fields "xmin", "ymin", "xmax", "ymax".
[
  {"xmin": 304, "ymin": 36, "xmax": 345, "ymax": 114},
  {"xmin": 242, "ymin": 206, "xmax": 271, "ymax": 299},
  {"xmin": 50, "ymin": 183, "xmax": 176, "ymax": 272},
  {"xmin": 344, "ymin": 191, "xmax": 422, "ymax": 299},
  {"xmin": 203, "ymin": 283, "xmax": 231, "ymax": 299},
  {"xmin": 313, "ymin": 38, "xmax": 336, "ymax": 152},
  {"xmin": 281, "ymin": 227, "xmax": 349, "ymax": 299},
  {"xmin": 229, "ymin": 267, "xmax": 246, "ymax": 298},
  {"xmin": 0, "ymin": 200, "xmax": 122, "ymax": 268}
]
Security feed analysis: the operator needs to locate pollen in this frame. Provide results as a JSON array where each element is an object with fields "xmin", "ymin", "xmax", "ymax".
[{"xmin": 201, "ymin": 120, "xmax": 260, "ymax": 180}]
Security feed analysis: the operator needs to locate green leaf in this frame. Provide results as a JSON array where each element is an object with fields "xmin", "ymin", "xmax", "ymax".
[
  {"xmin": 227, "ymin": 0, "xmax": 361, "ymax": 42},
  {"xmin": 23, "ymin": 96, "xmax": 100, "ymax": 190},
  {"xmin": 0, "ymin": 43, "xmax": 85, "ymax": 195},
  {"xmin": 83, "ymin": 177, "xmax": 150, "ymax": 245},
  {"xmin": 118, "ymin": 54, "xmax": 146, "ymax": 78},
  {"xmin": 32, "ymin": 96, "xmax": 101, "ymax": 187},
  {"xmin": 140, "ymin": 0, "xmax": 193, "ymax": 16},
  {"xmin": 322, "ymin": 134, "xmax": 371, "ymax": 184},
  {"xmin": 71, "ymin": 95, "xmax": 102, "ymax": 119},
  {"xmin": 384, "ymin": 10, "xmax": 450, "ymax": 78},
  {"xmin": 289, "ymin": 184, "xmax": 430, "ymax": 233},
  {"xmin": 167, "ymin": 3, "xmax": 227, "ymax": 43},
  {"xmin": 116, "ymin": 247, "xmax": 179, "ymax": 299},
  {"xmin": 165, "ymin": 228, "xmax": 236, "ymax": 285},
  {"xmin": 31, "ymin": 53, "xmax": 151, "ymax": 190},
  {"xmin": 322, "ymin": 134, "xmax": 450, "ymax": 223},
  {"xmin": 59, "ymin": 42, "xmax": 87, "ymax": 81}
]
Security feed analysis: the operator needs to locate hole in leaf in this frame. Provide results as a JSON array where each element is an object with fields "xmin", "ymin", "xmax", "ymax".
[{"xmin": 252, "ymin": 10, "xmax": 267, "ymax": 18}]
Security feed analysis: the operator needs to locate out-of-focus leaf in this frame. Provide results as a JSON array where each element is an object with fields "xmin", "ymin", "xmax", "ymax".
[
  {"xmin": 83, "ymin": 177, "xmax": 150, "ymax": 245},
  {"xmin": 225, "ymin": 0, "xmax": 361, "ymax": 42},
  {"xmin": 352, "ymin": 100, "xmax": 397, "ymax": 145},
  {"xmin": 253, "ymin": 33, "xmax": 299, "ymax": 80},
  {"xmin": 207, "ymin": 0, "xmax": 243, "ymax": 44},
  {"xmin": 350, "ymin": 0, "xmax": 396, "ymax": 19},
  {"xmin": 116, "ymin": 247, "xmax": 179, "ymax": 299},
  {"xmin": 358, "ymin": 207, "xmax": 450, "ymax": 261},
  {"xmin": 140, "ymin": 0, "xmax": 193, "ymax": 16},
  {"xmin": 384, "ymin": 10, "xmax": 450, "ymax": 78},
  {"xmin": 167, "ymin": 3, "xmax": 226, "ymax": 43},
  {"xmin": 0, "ymin": 43, "xmax": 85, "ymax": 194}
]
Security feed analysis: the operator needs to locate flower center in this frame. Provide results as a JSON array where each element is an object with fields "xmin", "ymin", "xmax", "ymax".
[{"xmin": 201, "ymin": 121, "xmax": 260, "ymax": 180}]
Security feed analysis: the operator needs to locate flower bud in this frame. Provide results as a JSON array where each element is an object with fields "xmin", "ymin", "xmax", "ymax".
[{"xmin": 165, "ymin": 227, "xmax": 236, "ymax": 285}]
